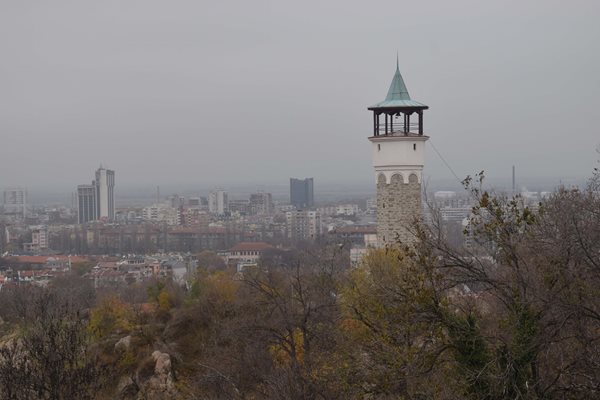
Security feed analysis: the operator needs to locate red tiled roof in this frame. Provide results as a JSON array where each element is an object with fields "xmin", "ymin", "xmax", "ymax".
[
  {"xmin": 67, "ymin": 256, "xmax": 90, "ymax": 264},
  {"xmin": 229, "ymin": 242, "xmax": 274, "ymax": 252}
]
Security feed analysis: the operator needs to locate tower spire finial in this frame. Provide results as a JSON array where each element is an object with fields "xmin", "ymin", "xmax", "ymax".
[{"xmin": 396, "ymin": 51, "xmax": 399, "ymax": 71}]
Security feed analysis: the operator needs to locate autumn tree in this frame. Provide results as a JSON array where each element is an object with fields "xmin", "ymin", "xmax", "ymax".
[
  {"xmin": 238, "ymin": 244, "xmax": 347, "ymax": 399},
  {"xmin": 413, "ymin": 171, "xmax": 600, "ymax": 398},
  {"xmin": 340, "ymin": 246, "xmax": 454, "ymax": 398},
  {"xmin": 0, "ymin": 285, "xmax": 106, "ymax": 400},
  {"xmin": 195, "ymin": 250, "xmax": 226, "ymax": 271}
]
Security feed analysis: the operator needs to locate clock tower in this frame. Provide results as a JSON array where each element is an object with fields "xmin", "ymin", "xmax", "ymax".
[{"xmin": 368, "ymin": 61, "xmax": 428, "ymax": 246}]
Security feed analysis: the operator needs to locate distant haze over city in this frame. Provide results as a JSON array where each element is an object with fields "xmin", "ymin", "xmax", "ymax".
[
  {"xmin": 25, "ymin": 175, "xmax": 587, "ymax": 208},
  {"xmin": 1, "ymin": 1, "xmax": 599, "ymax": 190}
]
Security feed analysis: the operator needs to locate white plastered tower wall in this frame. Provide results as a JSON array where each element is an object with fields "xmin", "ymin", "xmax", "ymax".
[{"xmin": 370, "ymin": 134, "xmax": 428, "ymax": 246}]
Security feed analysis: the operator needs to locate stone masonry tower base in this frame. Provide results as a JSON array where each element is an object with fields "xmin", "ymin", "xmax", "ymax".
[{"xmin": 376, "ymin": 171, "xmax": 422, "ymax": 246}]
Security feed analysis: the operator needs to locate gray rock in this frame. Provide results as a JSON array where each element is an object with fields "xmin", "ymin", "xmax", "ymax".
[
  {"xmin": 136, "ymin": 351, "xmax": 177, "ymax": 400},
  {"xmin": 115, "ymin": 335, "xmax": 132, "ymax": 352},
  {"xmin": 117, "ymin": 376, "xmax": 138, "ymax": 399}
]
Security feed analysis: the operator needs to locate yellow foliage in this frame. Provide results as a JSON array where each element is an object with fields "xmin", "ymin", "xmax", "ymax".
[
  {"xmin": 269, "ymin": 328, "xmax": 305, "ymax": 367},
  {"xmin": 201, "ymin": 270, "xmax": 240, "ymax": 304},
  {"xmin": 118, "ymin": 350, "xmax": 137, "ymax": 370},
  {"xmin": 340, "ymin": 247, "xmax": 445, "ymax": 360},
  {"xmin": 88, "ymin": 296, "xmax": 133, "ymax": 339},
  {"xmin": 157, "ymin": 289, "xmax": 171, "ymax": 313},
  {"xmin": 339, "ymin": 318, "xmax": 366, "ymax": 335}
]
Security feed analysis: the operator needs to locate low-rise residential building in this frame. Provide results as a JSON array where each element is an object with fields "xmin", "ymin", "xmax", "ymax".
[
  {"xmin": 350, "ymin": 233, "xmax": 378, "ymax": 267},
  {"xmin": 23, "ymin": 225, "xmax": 49, "ymax": 252},
  {"xmin": 142, "ymin": 204, "xmax": 181, "ymax": 225},
  {"xmin": 329, "ymin": 225, "xmax": 377, "ymax": 246},
  {"xmin": 365, "ymin": 198, "xmax": 377, "ymax": 213},
  {"xmin": 225, "ymin": 241, "xmax": 274, "ymax": 270},
  {"xmin": 318, "ymin": 204, "xmax": 360, "ymax": 216},
  {"xmin": 182, "ymin": 208, "xmax": 211, "ymax": 226}
]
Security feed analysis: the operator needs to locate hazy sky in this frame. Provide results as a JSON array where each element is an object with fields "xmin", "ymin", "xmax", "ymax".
[{"xmin": 1, "ymin": 0, "xmax": 599, "ymax": 189}]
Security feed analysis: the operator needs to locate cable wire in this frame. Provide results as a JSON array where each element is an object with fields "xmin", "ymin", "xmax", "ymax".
[{"xmin": 429, "ymin": 139, "xmax": 463, "ymax": 185}]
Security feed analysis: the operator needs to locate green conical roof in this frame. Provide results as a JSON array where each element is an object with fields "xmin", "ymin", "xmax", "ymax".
[
  {"xmin": 369, "ymin": 60, "xmax": 427, "ymax": 109},
  {"xmin": 385, "ymin": 60, "xmax": 411, "ymax": 101}
]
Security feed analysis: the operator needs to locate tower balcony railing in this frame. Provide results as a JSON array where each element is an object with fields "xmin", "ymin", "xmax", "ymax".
[
  {"xmin": 375, "ymin": 121, "xmax": 421, "ymax": 136},
  {"xmin": 372, "ymin": 110, "xmax": 424, "ymax": 136}
]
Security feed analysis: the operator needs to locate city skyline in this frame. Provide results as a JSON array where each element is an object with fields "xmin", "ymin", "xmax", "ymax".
[{"xmin": 3, "ymin": 174, "xmax": 588, "ymax": 210}]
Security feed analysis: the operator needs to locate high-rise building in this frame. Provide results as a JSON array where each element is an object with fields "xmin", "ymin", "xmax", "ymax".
[
  {"xmin": 250, "ymin": 192, "xmax": 273, "ymax": 215},
  {"xmin": 3, "ymin": 188, "xmax": 27, "ymax": 217},
  {"xmin": 290, "ymin": 178, "xmax": 314, "ymax": 209},
  {"xmin": 95, "ymin": 167, "xmax": 115, "ymax": 220},
  {"xmin": 208, "ymin": 190, "xmax": 228, "ymax": 215},
  {"xmin": 77, "ymin": 184, "xmax": 98, "ymax": 224},
  {"xmin": 76, "ymin": 166, "xmax": 115, "ymax": 224},
  {"xmin": 368, "ymin": 60, "xmax": 428, "ymax": 246}
]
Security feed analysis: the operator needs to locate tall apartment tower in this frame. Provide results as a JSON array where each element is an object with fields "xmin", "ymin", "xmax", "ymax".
[
  {"xmin": 3, "ymin": 188, "xmax": 27, "ymax": 217},
  {"xmin": 368, "ymin": 61, "xmax": 429, "ymax": 246},
  {"xmin": 77, "ymin": 184, "xmax": 97, "ymax": 224},
  {"xmin": 76, "ymin": 166, "xmax": 115, "ymax": 224},
  {"xmin": 95, "ymin": 167, "xmax": 115, "ymax": 220},
  {"xmin": 290, "ymin": 178, "xmax": 314, "ymax": 209},
  {"xmin": 209, "ymin": 190, "xmax": 228, "ymax": 215}
]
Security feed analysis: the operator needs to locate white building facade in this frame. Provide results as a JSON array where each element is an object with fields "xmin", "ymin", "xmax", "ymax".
[
  {"xmin": 285, "ymin": 210, "xmax": 322, "ymax": 241},
  {"xmin": 95, "ymin": 167, "xmax": 115, "ymax": 221},
  {"xmin": 3, "ymin": 188, "xmax": 27, "ymax": 217},
  {"xmin": 209, "ymin": 190, "xmax": 228, "ymax": 215}
]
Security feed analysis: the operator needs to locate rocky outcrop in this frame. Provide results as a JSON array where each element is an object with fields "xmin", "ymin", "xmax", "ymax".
[
  {"xmin": 118, "ymin": 350, "xmax": 178, "ymax": 400},
  {"xmin": 117, "ymin": 376, "xmax": 138, "ymax": 399},
  {"xmin": 115, "ymin": 335, "xmax": 132, "ymax": 352}
]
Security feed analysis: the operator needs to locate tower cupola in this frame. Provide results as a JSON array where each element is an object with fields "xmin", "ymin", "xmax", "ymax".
[{"xmin": 368, "ymin": 60, "xmax": 428, "ymax": 136}]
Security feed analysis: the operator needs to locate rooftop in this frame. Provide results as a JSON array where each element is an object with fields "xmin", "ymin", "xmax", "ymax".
[{"xmin": 369, "ymin": 59, "xmax": 428, "ymax": 110}]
